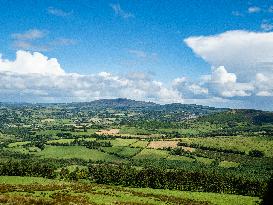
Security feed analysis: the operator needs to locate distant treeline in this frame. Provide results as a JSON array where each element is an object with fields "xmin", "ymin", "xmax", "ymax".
[
  {"xmin": 0, "ymin": 160, "xmax": 55, "ymax": 178},
  {"xmin": 88, "ymin": 164, "xmax": 267, "ymax": 197},
  {"xmin": 0, "ymin": 159, "xmax": 269, "ymax": 197}
]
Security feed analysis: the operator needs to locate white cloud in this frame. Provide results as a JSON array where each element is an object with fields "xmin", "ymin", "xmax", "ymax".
[
  {"xmin": 184, "ymin": 30, "xmax": 273, "ymax": 80},
  {"xmin": 172, "ymin": 66, "xmax": 253, "ymax": 98},
  {"xmin": 11, "ymin": 29, "xmax": 75, "ymax": 51},
  {"xmin": 172, "ymin": 77, "xmax": 208, "ymax": 99},
  {"xmin": 1, "ymin": 49, "xmax": 273, "ymax": 110},
  {"xmin": 255, "ymin": 73, "xmax": 273, "ymax": 96},
  {"xmin": 0, "ymin": 50, "xmax": 65, "ymax": 75},
  {"xmin": 248, "ymin": 6, "xmax": 261, "ymax": 13},
  {"xmin": 184, "ymin": 30, "xmax": 273, "ymax": 109},
  {"xmin": 110, "ymin": 4, "xmax": 134, "ymax": 19},
  {"xmin": 207, "ymin": 66, "xmax": 254, "ymax": 97},
  {"xmin": 210, "ymin": 66, "xmax": 236, "ymax": 84},
  {"xmin": 12, "ymin": 29, "xmax": 46, "ymax": 40},
  {"xmin": 0, "ymin": 50, "xmax": 181, "ymax": 103}
]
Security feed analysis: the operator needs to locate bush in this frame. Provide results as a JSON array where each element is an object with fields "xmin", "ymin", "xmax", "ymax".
[
  {"xmin": 248, "ymin": 149, "xmax": 264, "ymax": 157},
  {"xmin": 261, "ymin": 176, "xmax": 273, "ymax": 205}
]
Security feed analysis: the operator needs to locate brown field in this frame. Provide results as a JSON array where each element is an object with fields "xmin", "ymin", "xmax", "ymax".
[
  {"xmin": 96, "ymin": 129, "xmax": 120, "ymax": 135},
  {"xmin": 148, "ymin": 141, "xmax": 178, "ymax": 149},
  {"xmin": 181, "ymin": 146, "xmax": 195, "ymax": 152}
]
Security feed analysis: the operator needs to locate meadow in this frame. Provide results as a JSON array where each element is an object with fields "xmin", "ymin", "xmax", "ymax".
[{"xmin": 0, "ymin": 176, "xmax": 260, "ymax": 205}]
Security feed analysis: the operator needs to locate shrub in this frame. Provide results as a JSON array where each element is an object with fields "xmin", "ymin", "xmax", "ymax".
[{"xmin": 249, "ymin": 149, "xmax": 264, "ymax": 157}]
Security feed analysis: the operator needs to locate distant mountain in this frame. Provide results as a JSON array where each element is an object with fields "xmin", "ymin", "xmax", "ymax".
[
  {"xmin": 72, "ymin": 98, "xmax": 157, "ymax": 108},
  {"xmin": 199, "ymin": 109, "xmax": 273, "ymax": 125},
  {"xmin": 67, "ymin": 98, "xmax": 228, "ymax": 117}
]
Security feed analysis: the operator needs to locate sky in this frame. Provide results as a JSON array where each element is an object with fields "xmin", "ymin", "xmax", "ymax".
[{"xmin": 1, "ymin": 0, "xmax": 273, "ymax": 110}]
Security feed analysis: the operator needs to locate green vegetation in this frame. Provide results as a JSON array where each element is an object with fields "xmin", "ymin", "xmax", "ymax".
[
  {"xmin": 0, "ymin": 176, "xmax": 260, "ymax": 205},
  {"xmin": 37, "ymin": 146, "xmax": 122, "ymax": 162},
  {"xmin": 0, "ymin": 99, "xmax": 272, "ymax": 204},
  {"xmin": 180, "ymin": 136, "xmax": 273, "ymax": 157}
]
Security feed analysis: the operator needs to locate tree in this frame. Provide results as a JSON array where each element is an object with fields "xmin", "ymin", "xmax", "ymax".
[
  {"xmin": 261, "ymin": 176, "xmax": 273, "ymax": 205},
  {"xmin": 249, "ymin": 149, "xmax": 264, "ymax": 157}
]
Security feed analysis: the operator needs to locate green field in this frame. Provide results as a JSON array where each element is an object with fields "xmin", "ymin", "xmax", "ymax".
[
  {"xmin": 46, "ymin": 138, "xmax": 75, "ymax": 144},
  {"xmin": 133, "ymin": 148, "xmax": 170, "ymax": 160},
  {"xmin": 181, "ymin": 136, "xmax": 273, "ymax": 157},
  {"xmin": 0, "ymin": 176, "xmax": 260, "ymax": 205},
  {"xmin": 37, "ymin": 146, "xmax": 122, "ymax": 162},
  {"xmin": 102, "ymin": 146, "xmax": 142, "ymax": 157},
  {"xmin": 130, "ymin": 140, "xmax": 149, "ymax": 148},
  {"xmin": 109, "ymin": 138, "xmax": 138, "ymax": 146}
]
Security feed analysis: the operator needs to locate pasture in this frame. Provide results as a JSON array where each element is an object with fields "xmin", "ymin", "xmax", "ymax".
[{"xmin": 0, "ymin": 176, "xmax": 261, "ymax": 205}]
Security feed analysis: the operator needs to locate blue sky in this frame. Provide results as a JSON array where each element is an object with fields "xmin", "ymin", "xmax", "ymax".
[{"xmin": 1, "ymin": 0, "xmax": 273, "ymax": 110}]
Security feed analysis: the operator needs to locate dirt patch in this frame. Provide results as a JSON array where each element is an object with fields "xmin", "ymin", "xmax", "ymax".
[
  {"xmin": 181, "ymin": 146, "xmax": 195, "ymax": 152},
  {"xmin": 96, "ymin": 129, "xmax": 120, "ymax": 135},
  {"xmin": 148, "ymin": 141, "xmax": 178, "ymax": 149}
]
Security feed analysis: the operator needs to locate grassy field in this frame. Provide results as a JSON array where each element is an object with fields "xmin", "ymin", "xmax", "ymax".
[
  {"xmin": 133, "ymin": 148, "xmax": 170, "ymax": 160},
  {"xmin": 181, "ymin": 136, "xmax": 273, "ymax": 157},
  {"xmin": 46, "ymin": 138, "xmax": 75, "ymax": 144},
  {"xmin": 37, "ymin": 146, "xmax": 122, "ymax": 162},
  {"xmin": 130, "ymin": 140, "xmax": 149, "ymax": 148},
  {"xmin": 0, "ymin": 176, "xmax": 260, "ymax": 205},
  {"xmin": 102, "ymin": 146, "xmax": 142, "ymax": 158},
  {"xmin": 7, "ymin": 141, "xmax": 30, "ymax": 148},
  {"xmin": 106, "ymin": 138, "xmax": 138, "ymax": 147}
]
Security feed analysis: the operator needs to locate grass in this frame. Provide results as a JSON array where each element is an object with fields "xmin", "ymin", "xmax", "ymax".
[
  {"xmin": 181, "ymin": 136, "xmax": 273, "ymax": 157},
  {"xmin": 5, "ymin": 146, "xmax": 32, "ymax": 154},
  {"xmin": 101, "ymin": 146, "xmax": 142, "ymax": 157},
  {"xmin": 82, "ymin": 137, "xmax": 97, "ymax": 142},
  {"xmin": 36, "ymin": 145, "xmax": 122, "ymax": 162},
  {"xmin": 46, "ymin": 138, "xmax": 75, "ymax": 144},
  {"xmin": 119, "ymin": 126, "xmax": 154, "ymax": 135},
  {"xmin": 167, "ymin": 155, "xmax": 195, "ymax": 162},
  {"xmin": 130, "ymin": 187, "xmax": 260, "ymax": 205},
  {"xmin": 195, "ymin": 157, "xmax": 215, "ymax": 165},
  {"xmin": 0, "ymin": 134, "xmax": 15, "ymax": 142},
  {"xmin": 0, "ymin": 176, "xmax": 261, "ymax": 205},
  {"xmin": 130, "ymin": 140, "xmax": 149, "ymax": 148},
  {"xmin": 7, "ymin": 141, "xmax": 30, "ymax": 148},
  {"xmin": 108, "ymin": 138, "xmax": 138, "ymax": 147},
  {"xmin": 133, "ymin": 148, "xmax": 170, "ymax": 160},
  {"xmin": 219, "ymin": 161, "xmax": 240, "ymax": 168},
  {"xmin": 0, "ymin": 176, "xmax": 58, "ymax": 185}
]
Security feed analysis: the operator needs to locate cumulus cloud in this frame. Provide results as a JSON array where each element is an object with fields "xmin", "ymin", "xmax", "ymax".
[
  {"xmin": 172, "ymin": 66, "xmax": 254, "ymax": 99},
  {"xmin": 172, "ymin": 77, "xmax": 208, "ymax": 99},
  {"xmin": 1, "ymin": 49, "xmax": 273, "ymax": 110},
  {"xmin": 207, "ymin": 66, "xmax": 254, "ymax": 97},
  {"xmin": 184, "ymin": 30, "xmax": 273, "ymax": 80},
  {"xmin": 0, "ymin": 50, "xmax": 65, "ymax": 75},
  {"xmin": 0, "ymin": 50, "xmax": 181, "ymax": 103},
  {"xmin": 255, "ymin": 73, "xmax": 273, "ymax": 96},
  {"xmin": 183, "ymin": 30, "xmax": 273, "ymax": 109}
]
